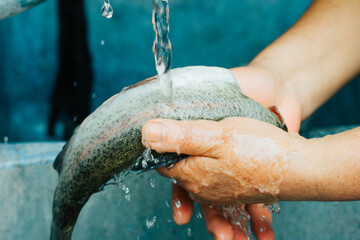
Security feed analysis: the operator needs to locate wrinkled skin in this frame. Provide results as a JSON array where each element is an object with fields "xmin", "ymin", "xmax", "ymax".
[
  {"xmin": 143, "ymin": 118, "xmax": 291, "ymax": 205},
  {"xmin": 151, "ymin": 65, "xmax": 302, "ymax": 240}
]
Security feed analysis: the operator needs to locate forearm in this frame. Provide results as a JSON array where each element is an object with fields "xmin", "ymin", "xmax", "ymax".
[
  {"xmin": 244, "ymin": 0, "xmax": 360, "ymax": 120},
  {"xmin": 281, "ymin": 127, "xmax": 360, "ymax": 201}
]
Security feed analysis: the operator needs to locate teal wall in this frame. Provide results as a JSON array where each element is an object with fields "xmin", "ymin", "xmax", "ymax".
[
  {"xmin": 0, "ymin": 0, "xmax": 359, "ymax": 141},
  {"xmin": 0, "ymin": 0, "xmax": 314, "ymax": 141}
]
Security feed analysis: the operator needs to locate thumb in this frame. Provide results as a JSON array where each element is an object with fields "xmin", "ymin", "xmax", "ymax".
[{"xmin": 142, "ymin": 119, "xmax": 223, "ymax": 157}]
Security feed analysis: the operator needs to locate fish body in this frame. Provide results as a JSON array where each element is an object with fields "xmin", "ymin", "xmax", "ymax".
[
  {"xmin": 51, "ymin": 66, "xmax": 286, "ymax": 240},
  {"xmin": 0, "ymin": 0, "xmax": 46, "ymax": 20}
]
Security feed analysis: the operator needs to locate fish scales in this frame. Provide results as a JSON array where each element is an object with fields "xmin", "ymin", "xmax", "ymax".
[{"xmin": 50, "ymin": 66, "xmax": 286, "ymax": 240}]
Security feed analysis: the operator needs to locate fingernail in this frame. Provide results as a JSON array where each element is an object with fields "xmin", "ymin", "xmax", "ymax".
[{"xmin": 145, "ymin": 122, "xmax": 164, "ymax": 144}]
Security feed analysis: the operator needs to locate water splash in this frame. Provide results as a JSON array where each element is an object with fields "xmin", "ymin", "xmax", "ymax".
[
  {"xmin": 125, "ymin": 194, "xmax": 131, "ymax": 202},
  {"xmin": 149, "ymin": 178, "xmax": 156, "ymax": 188},
  {"xmin": 152, "ymin": 0, "xmax": 172, "ymax": 99},
  {"xmin": 146, "ymin": 216, "xmax": 157, "ymax": 229},
  {"xmin": 3, "ymin": 136, "xmax": 8, "ymax": 144},
  {"xmin": 170, "ymin": 176, "xmax": 177, "ymax": 184},
  {"xmin": 101, "ymin": 0, "xmax": 113, "ymax": 18},
  {"xmin": 174, "ymin": 199, "xmax": 181, "ymax": 208},
  {"xmin": 222, "ymin": 205, "xmax": 254, "ymax": 240},
  {"xmin": 122, "ymin": 184, "xmax": 129, "ymax": 194},
  {"xmin": 265, "ymin": 199, "xmax": 280, "ymax": 214},
  {"xmin": 186, "ymin": 228, "xmax": 192, "ymax": 237},
  {"xmin": 113, "ymin": 168, "xmax": 129, "ymax": 187}
]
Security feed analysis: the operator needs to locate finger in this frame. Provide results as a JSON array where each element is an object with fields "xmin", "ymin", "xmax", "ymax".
[
  {"xmin": 142, "ymin": 119, "xmax": 223, "ymax": 157},
  {"xmin": 233, "ymin": 225, "xmax": 252, "ymax": 240},
  {"xmin": 171, "ymin": 184, "xmax": 194, "ymax": 225},
  {"xmin": 157, "ymin": 156, "xmax": 217, "ymax": 187},
  {"xmin": 201, "ymin": 205, "xmax": 234, "ymax": 240},
  {"xmin": 246, "ymin": 204, "xmax": 274, "ymax": 240}
]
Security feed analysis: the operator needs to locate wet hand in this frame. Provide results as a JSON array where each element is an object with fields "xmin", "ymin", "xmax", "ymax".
[
  {"xmin": 142, "ymin": 117, "xmax": 301, "ymax": 239},
  {"xmin": 141, "ymin": 65, "xmax": 303, "ymax": 239},
  {"xmin": 142, "ymin": 117, "xmax": 292, "ymax": 204},
  {"xmin": 171, "ymin": 184, "xmax": 274, "ymax": 240}
]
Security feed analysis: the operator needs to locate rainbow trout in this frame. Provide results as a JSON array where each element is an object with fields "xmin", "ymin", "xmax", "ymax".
[{"xmin": 50, "ymin": 66, "xmax": 287, "ymax": 240}]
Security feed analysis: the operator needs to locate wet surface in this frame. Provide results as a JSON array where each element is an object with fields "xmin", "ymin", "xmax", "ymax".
[{"xmin": 1, "ymin": 126, "xmax": 360, "ymax": 239}]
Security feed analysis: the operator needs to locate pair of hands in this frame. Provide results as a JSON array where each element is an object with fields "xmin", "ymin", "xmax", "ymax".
[{"xmin": 142, "ymin": 65, "xmax": 303, "ymax": 240}]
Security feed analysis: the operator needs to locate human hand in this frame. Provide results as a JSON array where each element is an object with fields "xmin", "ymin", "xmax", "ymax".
[
  {"xmin": 170, "ymin": 184, "xmax": 274, "ymax": 240},
  {"xmin": 142, "ymin": 65, "xmax": 303, "ymax": 239},
  {"xmin": 142, "ymin": 116, "xmax": 303, "ymax": 239}
]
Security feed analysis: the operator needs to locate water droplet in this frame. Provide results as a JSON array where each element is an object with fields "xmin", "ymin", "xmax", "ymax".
[
  {"xmin": 260, "ymin": 227, "xmax": 265, "ymax": 232},
  {"xmin": 175, "ymin": 199, "xmax": 181, "ymax": 208},
  {"xmin": 125, "ymin": 194, "xmax": 131, "ymax": 201},
  {"xmin": 142, "ymin": 159, "xmax": 148, "ymax": 168},
  {"xmin": 4, "ymin": 136, "xmax": 8, "ymax": 144},
  {"xmin": 101, "ymin": 0, "xmax": 113, "ymax": 18},
  {"xmin": 167, "ymin": 163, "xmax": 175, "ymax": 170},
  {"xmin": 260, "ymin": 215, "xmax": 265, "ymax": 221},
  {"xmin": 149, "ymin": 178, "xmax": 156, "ymax": 188},
  {"xmin": 196, "ymin": 212, "xmax": 202, "ymax": 219},
  {"xmin": 146, "ymin": 216, "xmax": 157, "ymax": 229},
  {"xmin": 186, "ymin": 228, "xmax": 192, "ymax": 237},
  {"xmin": 113, "ymin": 169, "xmax": 128, "ymax": 187},
  {"xmin": 73, "ymin": 116, "xmax": 77, "ymax": 123},
  {"xmin": 221, "ymin": 205, "xmax": 254, "ymax": 240},
  {"xmin": 273, "ymin": 201, "xmax": 280, "ymax": 214},
  {"xmin": 165, "ymin": 200, "xmax": 170, "ymax": 208},
  {"xmin": 209, "ymin": 205, "xmax": 213, "ymax": 209},
  {"xmin": 101, "ymin": 40, "xmax": 105, "ymax": 45},
  {"xmin": 265, "ymin": 200, "xmax": 280, "ymax": 214},
  {"xmin": 73, "ymin": 81, "xmax": 77, "ymax": 87},
  {"xmin": 121, "ymin": 184, "xmax": 130, "ymax": 194},
  {"xmin": 137, "ymin": 235, "xmax": 140, "ymax": 240},
  {"xmin": 266, "ymin": 205, "xmax": 274, "ymax": 213},
  {"xmin": 170, "ymin": 176, "xmax": 177, "ymax": 184},
  {"xmin": 91, "ymin": 93, "xmax": 96, "ymax": 99}
]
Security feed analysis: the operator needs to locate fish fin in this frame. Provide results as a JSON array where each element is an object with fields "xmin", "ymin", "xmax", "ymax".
[
  {"xmin": 268, "ymin": 106, "xmax": 288, "ymax": 131},
  {"xmin": 53, "ymin": 141, "xmax": 70, "ymax": 174},
  {"xmin": 122, "ymin": 76, "xmax": 158, "ymax": 92},
  {"xmin": 120, "ymin": 86, "xmax": 129, "ymax": 92},
  {"xmin": 268, "ymin": 106, "xmax": 284, "ymax": 124}
]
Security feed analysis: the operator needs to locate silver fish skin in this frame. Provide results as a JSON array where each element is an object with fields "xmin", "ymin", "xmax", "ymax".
[{"xmin": 50, "ymin": 66, "xmax": 286, "ymax": 240}]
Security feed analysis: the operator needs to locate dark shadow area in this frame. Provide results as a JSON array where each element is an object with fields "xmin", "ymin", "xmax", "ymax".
[{"xmin": 48, "ymin": 0, "xmax": 93, "ymax": 140}]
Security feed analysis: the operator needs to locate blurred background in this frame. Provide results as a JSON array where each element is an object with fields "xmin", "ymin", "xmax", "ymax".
[
  {"xmin": 1, "ymin": 1, "xmax": 360, "ymax": 240},
  {"xmin": 1, "ymin": 0, "xmax": 359, "ymax": 142}
]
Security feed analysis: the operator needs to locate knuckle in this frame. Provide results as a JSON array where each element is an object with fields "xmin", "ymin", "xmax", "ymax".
[{"xmin": 176, "ymin": 121, "xmax": 192, "ymax": 151}]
